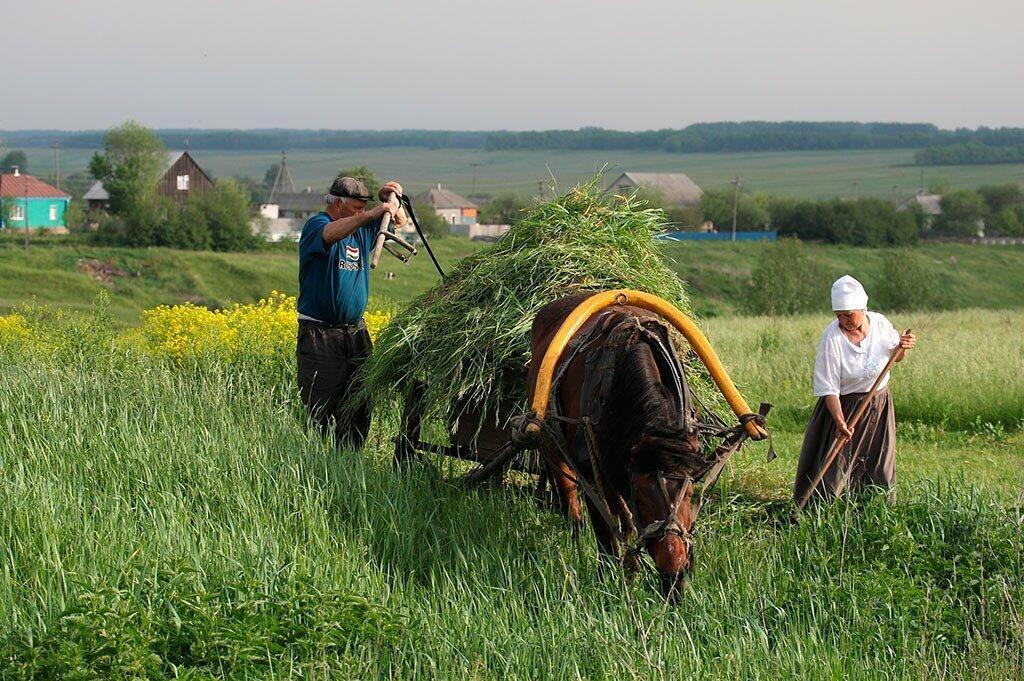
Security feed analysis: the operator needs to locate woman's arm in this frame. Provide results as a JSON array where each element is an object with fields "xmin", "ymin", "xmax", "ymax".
[{"xmin": 824, "ymin": 394, "xmax": 853, "ymax": 440}]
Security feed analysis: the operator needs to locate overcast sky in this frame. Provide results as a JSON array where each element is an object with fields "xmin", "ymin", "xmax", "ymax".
[{"xmin": 4, "ymin": 0, "xmax": 1022, "ymax": 131}]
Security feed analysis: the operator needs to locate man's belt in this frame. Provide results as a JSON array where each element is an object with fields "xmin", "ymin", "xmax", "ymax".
[{"xmin": 299, "ymin": 317, "xmax": 366, "ymax": 331}]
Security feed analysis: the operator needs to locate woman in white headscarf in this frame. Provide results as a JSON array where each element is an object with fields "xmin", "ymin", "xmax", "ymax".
[{"xmin": 793, "ymin": 276, "xmax": 917, "ymax": 504}]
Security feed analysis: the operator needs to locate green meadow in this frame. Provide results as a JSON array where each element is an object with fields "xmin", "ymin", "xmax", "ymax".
[
  {"xmin": 1, "ymin": 301, "xmax": 1022, "ymax": 678},
  {"xmin": 2, "ymin": 232, "xmax": 1023, "ymax": 677},
  {"xmin": 21, "ymin": 145, "xmax": 1024, "ymax": 200}
]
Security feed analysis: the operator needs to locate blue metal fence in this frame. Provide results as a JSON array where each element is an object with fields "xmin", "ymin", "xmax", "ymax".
[{"xmin": 655, "ymin": 230, "xmax": 777, "ymax": 242}]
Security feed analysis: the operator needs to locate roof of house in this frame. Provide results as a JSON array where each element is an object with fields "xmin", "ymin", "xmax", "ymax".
[
  {"xmin": 897, "ymin": 193, "xmax": 942, "ymax": 215},
  {"xmin": 606, "ymin": 172, "xmax": 704, "ymax": 205},
  {"xmin": 416, "ymin": 184, "xmax": 477, "ymax": 210},
  {"xmin": 84, "ymin": 181, "xmax": 109, "ymax": 201},
  {"xmin": 0, "ymin": 173, "xmax": 71, "ymax": 199},
  {"xmin": 273, "ymin": 190, "xmax": 325, "ymax": 212}
]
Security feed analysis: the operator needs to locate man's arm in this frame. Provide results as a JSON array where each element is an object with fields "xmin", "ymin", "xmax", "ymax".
[{"xmin": 322, "ymin": 203, "xmax": 397, "ymax": 247}]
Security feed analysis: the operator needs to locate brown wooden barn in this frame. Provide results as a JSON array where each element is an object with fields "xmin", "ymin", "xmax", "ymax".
[
  {"xmin": 157, "ymin": 151, "xmax": 213, "ymax": 203},
  {"xmin": 85, "ymin": 151, "xmax": 214, "ymax": 211}
]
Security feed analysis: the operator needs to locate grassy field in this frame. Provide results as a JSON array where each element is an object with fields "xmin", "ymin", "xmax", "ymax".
[
  {"xmin": 1, "ymin": 304, "xmax": 1022, "ymax": 677},
  {"xmin": 22, "ymin": 145, "xmax": 1024, "ymax": 200},
  {"xmin": 3, "ymin": 238, "xmax": 1024, "ymax": 322}
]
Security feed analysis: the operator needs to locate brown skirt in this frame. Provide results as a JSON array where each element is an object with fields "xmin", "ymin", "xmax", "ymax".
[{"xmin": 792, "ymin": 389, "xmax": 896, "ymax": 504}]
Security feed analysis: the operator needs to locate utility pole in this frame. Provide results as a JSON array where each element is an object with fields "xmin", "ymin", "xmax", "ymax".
[
  {"xmin": 53, "ymin": 141, "xmax": 61, "ymax": 191},
  {"xmin": 470, "ymin": 162, "xmax": 481, "ymax": 199},
  {"xmin": 853, "ymin": 181, "xmax": 859, "ymax": 200},
  {"xmin": 537, "ymin": 180, "xmax": 544, "ymax": 199},
  {"xmin": 730, "ymin": 175, "xmax": 742, "ymax": 242},
  {"xmin": 22, "ymin": 167, "xmax": 29, "ymax": 255}
]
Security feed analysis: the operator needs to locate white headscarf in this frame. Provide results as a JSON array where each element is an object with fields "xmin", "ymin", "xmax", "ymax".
[{"xmin": 831, "ymin": 275, "xmax": 868, "ymax": 311}]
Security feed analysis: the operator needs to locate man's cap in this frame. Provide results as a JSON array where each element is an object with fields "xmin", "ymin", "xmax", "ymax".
[{"xmin": 328, "ymin": 176, "xmax": 373, "ymax": 201}]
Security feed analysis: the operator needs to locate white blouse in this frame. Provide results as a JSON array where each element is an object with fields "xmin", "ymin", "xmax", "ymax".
[{"xmin": 812, "ymin": 311, "xmax": 900, "ymax": 397}]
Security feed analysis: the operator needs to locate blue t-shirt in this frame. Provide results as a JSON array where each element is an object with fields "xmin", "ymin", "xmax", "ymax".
[{"xmin": 297, "ymin": 212, "xmax": 381, "ymax": 324}]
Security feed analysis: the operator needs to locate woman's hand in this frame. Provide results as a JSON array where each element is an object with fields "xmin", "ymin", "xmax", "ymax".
[
  {"xmin": 899, "ymin": 331, "xmax": 916, "ymax": 350},
  {"xmin": 835, "ymin": 419, "xmax": 854, "ymax": 441}
]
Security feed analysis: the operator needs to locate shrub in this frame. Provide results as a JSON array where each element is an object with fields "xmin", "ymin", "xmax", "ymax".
[
  {"xmin": 479, "ymin": 193, "xmax": 529, "ymax": 225},
  {"xmin": 197, "ymin": 179, "xmax": 258, "ymax": 252},
  {"xmin": 774, "ymin": 198, "xmax": 918, "ymax": 246},
  {"xmin": 935, "ymin": 189, "xmax": 986, "ymax": 237},
  {"xmin": 742, "ymin": 238, "xmax": 830, "ymax": 315},
  {"xmin": 986, "ymin": 207, "xmax": 1024, "ymax": 236},
  {"xmin": 872, "ymin": 249, "xmax": 952, "ymax": 312},
  {"xmin": 411, "ymin": 199, "xmax": 449, "ymax": 238}
]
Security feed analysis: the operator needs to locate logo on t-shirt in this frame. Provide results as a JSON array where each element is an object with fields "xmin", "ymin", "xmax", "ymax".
[{"xmin": 340, "ymin": 244, "xmax": 362, "ymax": 271}]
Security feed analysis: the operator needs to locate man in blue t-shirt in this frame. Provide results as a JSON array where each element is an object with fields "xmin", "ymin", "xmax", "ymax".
[{"xmin": 296, "ymin": 175, "xmax": 404, "ymax": 449}]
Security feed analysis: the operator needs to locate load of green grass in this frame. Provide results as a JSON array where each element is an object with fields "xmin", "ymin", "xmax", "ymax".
[{"xmin": 360, "ymin": 181, "xmax": 724, "ymax": 430}]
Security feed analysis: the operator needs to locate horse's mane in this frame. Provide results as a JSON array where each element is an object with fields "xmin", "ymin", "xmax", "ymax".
[{"xmin": 598, "ymin": 338, "xmax": 708, "ymax": 477}]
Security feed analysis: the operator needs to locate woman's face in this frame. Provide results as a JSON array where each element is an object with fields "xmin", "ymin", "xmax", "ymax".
[{"xmin": 836, "ymin": 309, "xmax": 866, "ymax": 332}]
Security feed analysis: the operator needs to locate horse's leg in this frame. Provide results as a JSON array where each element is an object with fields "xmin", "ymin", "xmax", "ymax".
[
  {"xmin": 394, "ymin": 381, "xmax": 425, "ymax": 467},
  {"xmin": 581, "ymin": 493, "xmax": 620, "ymax": 581},
  {"xmin": 539, "ymin": 447, "xmax": 584, "ymax": 532}
]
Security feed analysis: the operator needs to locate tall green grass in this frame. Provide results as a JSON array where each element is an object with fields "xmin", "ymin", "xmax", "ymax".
[
  {"xmin": 705, "ymin": 309, "xmax": 1024, "ymax": 432},
  {"xmin": 1, "ymin": 309, "xmax": 1022, "ymax": 677}
]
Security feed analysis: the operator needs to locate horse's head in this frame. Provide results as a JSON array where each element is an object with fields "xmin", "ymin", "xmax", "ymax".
[{"xmin": 629, "ymin": 426, "xmax": 705, "ymax": 601}]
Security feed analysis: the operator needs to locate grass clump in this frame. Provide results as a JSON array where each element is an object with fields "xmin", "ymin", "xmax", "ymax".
[
  {"xmin": 3, "ymin": 567, "xmax": 408, "ymax": 678},
  {"xmin": 359, "ymin": 181, "xmax": 719, "ymax": 427}
]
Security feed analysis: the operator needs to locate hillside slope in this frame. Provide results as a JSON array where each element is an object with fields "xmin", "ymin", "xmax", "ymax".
[{"xmin": 2, "ymin": 238, "xmax": 1022, "ymax": 322}]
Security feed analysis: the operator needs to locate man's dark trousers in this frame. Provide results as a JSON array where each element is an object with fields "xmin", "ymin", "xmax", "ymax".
[{"xmin": 296, "ymin": 319, "xmax": 372, "ymax": 449}]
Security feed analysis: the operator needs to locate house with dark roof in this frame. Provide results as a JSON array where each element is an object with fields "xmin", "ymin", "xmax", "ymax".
[
  {"xmin": 416, "ymin": 184, "xmax": 478, "ymax": 225},
  {"xmin": 605, "ymin": 172, "xmax": 704, "ymax": 206},
  {"xmin": 0, "ymin": 169, "xmax": 72, "ymax": 232},
  {"xmin": 87, "ymin": 151, "xmax": 214, "ymax": 212}
]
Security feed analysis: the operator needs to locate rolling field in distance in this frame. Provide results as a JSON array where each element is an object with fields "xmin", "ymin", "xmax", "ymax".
[{"xmin": 21, "ymin": 146, "xmax": 1024, "ymax": 200}]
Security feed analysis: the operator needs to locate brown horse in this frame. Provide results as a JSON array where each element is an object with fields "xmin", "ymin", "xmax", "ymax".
[{"xmin": 527, "ymin": 293, "xmax": 711, "ymax": 599}]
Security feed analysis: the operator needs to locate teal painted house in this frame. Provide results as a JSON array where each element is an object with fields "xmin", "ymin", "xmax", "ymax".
[{"xmin": 0, "ymin": 170, "xmax": 72, "ymax": 232}]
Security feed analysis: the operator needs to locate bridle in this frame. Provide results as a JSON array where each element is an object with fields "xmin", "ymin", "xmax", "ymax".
[{"xmin": 625, "ymin": 470, "xmax": 695, "ymax": 567}]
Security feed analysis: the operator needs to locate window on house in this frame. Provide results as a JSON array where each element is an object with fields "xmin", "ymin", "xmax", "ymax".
[
  {"xmin": 176, "ymin": 174, "xmax": 190, "ymax": 191},
  {"xmin": 49, "ymin": 205, "xmax": 58, "ymax": 221},
  {"xmin": 11, "ymin": 205, "xmax": 24, "ymax": 221}
]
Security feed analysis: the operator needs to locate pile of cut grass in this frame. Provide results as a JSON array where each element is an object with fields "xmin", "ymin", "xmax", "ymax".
[{"xmin": 359, "ymin": 182, "xmax": 722, "ymax": 428}]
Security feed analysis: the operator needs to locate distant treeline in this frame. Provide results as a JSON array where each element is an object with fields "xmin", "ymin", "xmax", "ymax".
[
  {"xmin": 5, "ymin": 122, "xmax": 1024, "ymax": 156},
  {"xmin": 2, "ymin": 129, "xmax": 489, "ymax": 151},
  {"xmin": 914, "ymin": 142, "xmax": 1024, "ymax": 166}
]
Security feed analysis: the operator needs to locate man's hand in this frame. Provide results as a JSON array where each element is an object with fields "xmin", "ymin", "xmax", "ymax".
[
  {"xmin": 379, "ymin": 181, "xmax": 403, "ymax": 202},
  {"xmin": 899, "ymin": 331, "xmax": 916, "ymax": 350},
  {"xmin": 372, "ymin": 201, "xmax": 399, "ymax": 221},
  {"xmin": 835, "ymin": 419, "xmax": 854, "ymax": 441}
]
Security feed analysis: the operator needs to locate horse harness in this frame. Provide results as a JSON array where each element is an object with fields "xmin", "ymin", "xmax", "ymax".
[{"xmin": 523, "ymin": 310, "xmax": 772, "ymax": 571}]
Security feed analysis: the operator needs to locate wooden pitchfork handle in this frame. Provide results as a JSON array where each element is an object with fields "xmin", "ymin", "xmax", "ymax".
[
  {"xmin": 794, "ymin": 329, "xmax": 910, "ymax": 510},
  {"xmin": 370, "ymin": 191, "xmax": 398, "ymax": 269}
]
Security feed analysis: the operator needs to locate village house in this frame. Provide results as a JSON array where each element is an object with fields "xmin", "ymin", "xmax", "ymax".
[
  {"xmin": 84, "ymin": 151, "xmax": 214, "ymax": 212},
  {"xmin": 0, "ymin": 168, "xmax": 72, "ymax": 233},
  {"xmin": 416, "ymin": 184, "xmax": 478, "ymax": 225},
  {"xmin": 604, "ymin": 171, "xmax": 704, "ymax": 206},
  {"xmin": 896, "ymin": 192, "xmax": 943, "ymax": 230},
  {"xmin": 256, "ymin": 188, "xmax": 324, "ymax": 242}
]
